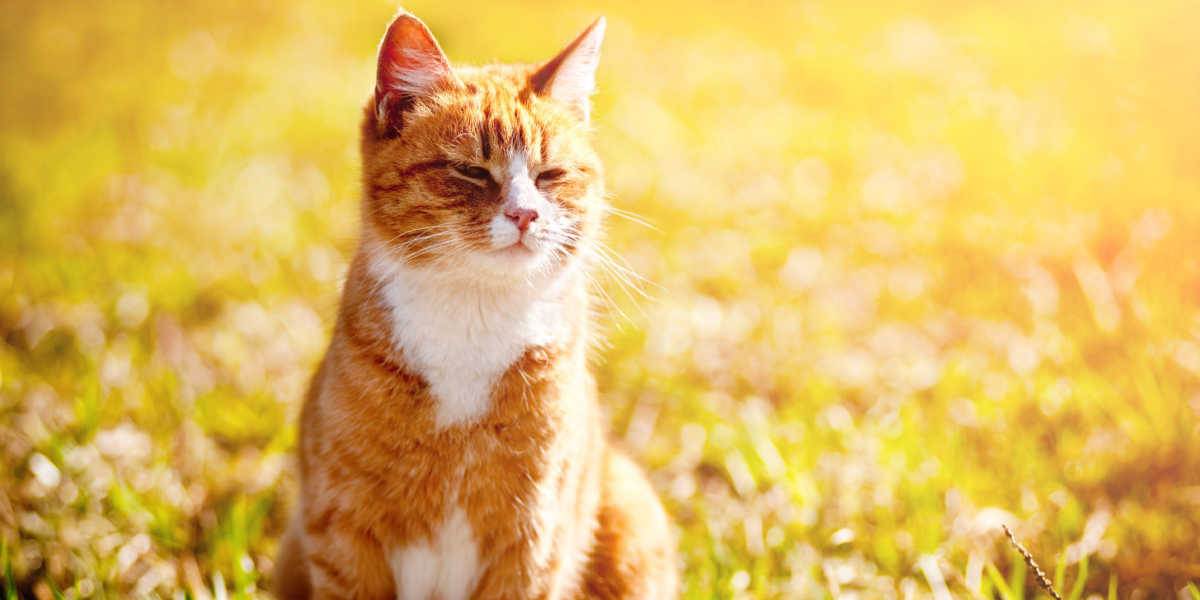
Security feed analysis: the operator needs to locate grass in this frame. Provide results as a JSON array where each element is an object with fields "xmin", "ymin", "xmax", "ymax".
[{"xmin": 3, "ymin": 0, "xmax": 1200, "ymax": 597}]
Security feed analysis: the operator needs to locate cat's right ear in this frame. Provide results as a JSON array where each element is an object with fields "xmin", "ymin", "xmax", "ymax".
[{"xmin": 374, "ymin": 12, "xmax": 456, "ymax": 136}]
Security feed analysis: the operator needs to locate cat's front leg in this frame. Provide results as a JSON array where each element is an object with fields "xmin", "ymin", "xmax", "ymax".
[{"xmin": 300, "ymin": 513, "xmax": 394, "ymax": 600}]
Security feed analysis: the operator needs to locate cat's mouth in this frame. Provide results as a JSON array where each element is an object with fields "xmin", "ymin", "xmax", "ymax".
[
  {"xmin": 497, "ymin": 242, "xmax": 535, "ymax": 255},
  {"xmin": 491, "ymin": 237, "xmax": 542, "ymax": 262}
]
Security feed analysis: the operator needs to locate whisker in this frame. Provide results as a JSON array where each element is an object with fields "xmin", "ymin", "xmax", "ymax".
[
  {"xmin": 603, "ymin": 205, "xmax": 659, "ymax": 231},
  {"xmin": 380, "ymin": 222, "xmax": 458, "ymax": 247}
]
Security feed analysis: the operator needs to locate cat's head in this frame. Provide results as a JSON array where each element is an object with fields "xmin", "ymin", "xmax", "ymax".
[{"xmin": 360, "ymin": 12, "xmax": 607, "ymax": 286}]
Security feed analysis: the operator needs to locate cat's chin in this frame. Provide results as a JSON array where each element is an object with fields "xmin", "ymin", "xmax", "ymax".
[
  {"xmin": 494, "ymin": 242, "xmax": 537, "ymax": 259},
  {"xmin": 447, "ymin": 244, "xmax": 561, "ymax": 283}
]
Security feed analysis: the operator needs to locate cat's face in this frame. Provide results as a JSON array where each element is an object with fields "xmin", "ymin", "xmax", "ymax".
[{"xmin": 361, "ymin": 14, "xmax": 606, "ymax": 284}]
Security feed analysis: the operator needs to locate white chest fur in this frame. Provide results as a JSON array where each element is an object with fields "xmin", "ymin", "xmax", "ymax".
[
  {"xmin": 368, "ymin": 249, "xmax": 568, "ymax": 428},
  {"xmin": 390, "ymin": 505, "xmax": 481, "ymax": 600}
]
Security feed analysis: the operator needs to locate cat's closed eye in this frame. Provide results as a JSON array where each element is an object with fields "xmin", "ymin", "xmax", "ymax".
[
  {"xmin": 536, "ymin": 168, "xmax": 568, "ymax": 187},
  {"xmin": 453, "ymin": 164, "xmax": 492, "ymax": 183}
]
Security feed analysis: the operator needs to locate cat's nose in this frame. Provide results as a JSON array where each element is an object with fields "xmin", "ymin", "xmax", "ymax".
[{"xmin": 504, "ymin": 206, "xmax": 539, "ymax": 232}]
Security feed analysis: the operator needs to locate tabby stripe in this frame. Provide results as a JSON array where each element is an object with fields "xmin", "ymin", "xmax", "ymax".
[
  {"xmin": 309, "ymin": 554, "xmax": 353, "ymax": 589},
  {"xmin": 373, "ymin": 160, "xmax": 452, "ymax": 194},
  {"xmin": 305, "ymin": 506, "xmax": 335, "ymax": 534},
  {"xmin": 539, "ymin": 123, "xmax": 551, "ymax": 164},
  {"xmin": 491, "ymin": 117, "xmax": 506, "ymax": 152},
  {"xmin": 311, "ymin": 584, "xmax": 347, "ymax": 600},
  {"xmin": 397, "ymin": 159, "xmax": 450, "ymax": 179},
  {"xmin": 480, "ymin": 121, "xmax": 492, "ymax": 159},
  {"xmin": 341, "ymin": 313, "xmax": 409, "ymax": 378},
  {"xmin": 512, "ymin": 105, "xmax": 528, "ymax": 150}
]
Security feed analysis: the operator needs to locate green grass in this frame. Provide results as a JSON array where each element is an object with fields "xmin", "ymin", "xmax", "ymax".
[{"xmin": 3, "ymin": 0, "xmax": 1200, "ymax": 597}]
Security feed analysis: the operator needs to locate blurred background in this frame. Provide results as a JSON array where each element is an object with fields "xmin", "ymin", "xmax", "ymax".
[{"xmin": 3, "ymin": 0, "xmax": 1199, "ymax": 597}]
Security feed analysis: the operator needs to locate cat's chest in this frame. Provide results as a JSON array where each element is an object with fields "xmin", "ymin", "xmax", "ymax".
[{"xmin": 375, "ymin": 264, "xmax": 565, "ymax": 429}]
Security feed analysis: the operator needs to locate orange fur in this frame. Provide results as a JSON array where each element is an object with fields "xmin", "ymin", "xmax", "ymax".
[{"xmin": 273, "ymin": 12, "xmax": 676, "ymax": 600}]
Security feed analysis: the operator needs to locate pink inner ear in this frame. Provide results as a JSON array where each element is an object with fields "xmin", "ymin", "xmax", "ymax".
[
  {"xmin": 375, "ymin": 14, "xmax": 453, "ymax": 128},
  {"xmin": 530, "ymin": 17, "xmax": 605, "ymax": 120}
]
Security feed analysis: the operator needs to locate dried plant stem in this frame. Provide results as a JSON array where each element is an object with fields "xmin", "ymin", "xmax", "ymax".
[{"xmin": 1002, "ymin": 524, "xmax": 1062, "ymax": 600}]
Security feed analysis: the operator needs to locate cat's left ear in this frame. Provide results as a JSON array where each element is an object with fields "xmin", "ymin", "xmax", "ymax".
[{"xmin": 530, "ymin": 17, "xmax": 606, "ymax": 123}]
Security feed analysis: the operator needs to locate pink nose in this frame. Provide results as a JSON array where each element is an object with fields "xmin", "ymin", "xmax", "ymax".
[{"xmin": 504, "ymin": 206, "xmax": 539, "ymax": 232}]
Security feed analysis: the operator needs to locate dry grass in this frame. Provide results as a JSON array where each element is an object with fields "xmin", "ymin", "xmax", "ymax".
[
  {"xmin": 1003, "ymin": 525, "xmax": 1061, "ymax": 600},
  {"xmin": 3, "ymin": 0, "xmax": 1200, "ymax": 597}
]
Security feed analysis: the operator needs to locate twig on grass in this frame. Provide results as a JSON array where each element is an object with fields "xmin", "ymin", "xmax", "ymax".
[{"xmin": 1002, "ymin": 524, "xmax": 1062, "ymax": 600}]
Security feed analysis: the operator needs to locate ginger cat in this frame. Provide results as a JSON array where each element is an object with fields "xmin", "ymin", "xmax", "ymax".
[{"xmin": 272, "ymin": 12, "xmax": 676, "ymax": 600}]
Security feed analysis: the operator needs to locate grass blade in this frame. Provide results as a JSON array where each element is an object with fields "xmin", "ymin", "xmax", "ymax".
[
  {"xmin": 986, "ymin": 562, "xmax": 1016, "ymax": 600},
  {"xmin": 1066, "ymin": 556, "xmax": 1088, "ymax": 600},
  {"xmin": 2, "ymin": 542, "xmax": 16, "ymax": 600},
  {"xmin": 1053, "ymin": 554, "xmax": 1067, "ymax": 594}
]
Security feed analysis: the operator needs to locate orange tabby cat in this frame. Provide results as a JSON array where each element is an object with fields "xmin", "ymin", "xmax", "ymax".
[{"xmin": 272, "ymin": 11, "xmax": 676, "ymax": 600}]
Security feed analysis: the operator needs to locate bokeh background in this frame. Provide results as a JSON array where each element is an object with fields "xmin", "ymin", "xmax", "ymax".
[{"xmin": 3, "ymin": 0, "xmax": 1199, "ymax": 597}]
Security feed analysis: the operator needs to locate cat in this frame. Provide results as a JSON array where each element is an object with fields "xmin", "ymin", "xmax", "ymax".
[{"xmin": 272, "ymin": 11, "xmax": 676, "ymax": 600}]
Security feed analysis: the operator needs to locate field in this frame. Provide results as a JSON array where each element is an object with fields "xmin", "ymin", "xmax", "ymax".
[{"xmin": 3, "ymin": 0, "xmax": 1200, "ymax": 597}]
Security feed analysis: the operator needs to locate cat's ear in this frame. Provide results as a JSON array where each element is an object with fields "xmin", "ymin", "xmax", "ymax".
[
  {"xmin": 374, "ymin": 12, "xmax": 456, "ymax": 135},
  {"xmin": 530, "ymin": 17, "xmax": 606, "ymax": 123}
]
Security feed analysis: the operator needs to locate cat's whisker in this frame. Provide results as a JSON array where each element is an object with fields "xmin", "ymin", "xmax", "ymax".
[
  {"xmin": 588, "ymin": 245, "xmax": 652, "ymax": 302},
  {"xmin": 598, "ymin": 251, "xmax": 657, "ymax": 298},
  {"xmin": 400, "ymin": 235, "xmax": 471, "ymax": 262},
  {"xmin": 383, "ymin": 223, "xmax": 459, "ymax": 248},
  {"xmin": 603, "ymin": 205, "xmax": 659, "ymax": 231},
  {"xmin": 589, "ymin": 275, "xmax": 633, "ymax": 324},
  {"xmin": 595, "ymin": 241, "xmax": 656, "ymax": 287}
]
